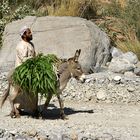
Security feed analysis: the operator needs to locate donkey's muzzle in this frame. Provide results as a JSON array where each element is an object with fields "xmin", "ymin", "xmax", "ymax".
[{"xmin": 79, "ymin": 74, "xmax": 86, "ymax": 83}]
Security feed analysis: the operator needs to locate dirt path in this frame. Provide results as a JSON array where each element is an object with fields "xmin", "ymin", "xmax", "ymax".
[{"xmin": 0, "ymin": 100, "xmax": 140, "ymax": 140}]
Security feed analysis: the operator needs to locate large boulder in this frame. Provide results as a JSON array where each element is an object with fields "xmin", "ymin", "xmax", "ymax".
[{"xmin": 0, "ymin": 16, "xmax": 110, "ymax": 73}]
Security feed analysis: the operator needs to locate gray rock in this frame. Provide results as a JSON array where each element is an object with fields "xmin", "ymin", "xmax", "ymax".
[
  {"xmin": 27, "ymin": 129, "xmax": 37, "ymax": 137},
  {"xmin": 96, "ymin": 90, "xmax": 107, "ymax": 101},
  {"xmin": 120, "ymin": 52, "xmax": 138, "ymax": 64},
  {"xmin": 124, "ymin": 71, "xmax": 137, "ymax": 77},
  {"xmin": 113, "ymin": 75, "xmax": 122, "ymax": 82},
  {"xmin": 134, "ymin": 67, "xmax": 140, "ymax": 76},
  {"xmin": 135, "ymin": 61, "xmax": 140, "ymax": 68},
  {"xmin": 0, "ymin": 129, "xmax": 5, "ymax": 138},
  {"xmin": 108, "ymin": 54, "xmax": 135, "ymax": 73},
  {"xmin": 110, "ymin": 47, "xmax": 123, "ymax": 58},
  {"xmin": 108, "ymin": 51, "xmax": 139, "ymax": 74},
  {"xmin": 127, "ymin": 87, "xmax": 135, "ymax": 92}
]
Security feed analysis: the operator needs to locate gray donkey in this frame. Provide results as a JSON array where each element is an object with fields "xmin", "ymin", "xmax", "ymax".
[{"xmin": 0, "ymin": 49, "xmax": 86, "ymax": 119}]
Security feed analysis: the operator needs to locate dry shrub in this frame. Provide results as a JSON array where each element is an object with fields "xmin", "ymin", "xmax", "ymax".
[{"xmin": 46, "ymin": 0, "xmax": 97, "ymax": 19}]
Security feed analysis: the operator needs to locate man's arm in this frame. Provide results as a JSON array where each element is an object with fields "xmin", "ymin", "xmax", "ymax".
[{"xmin": 16, "ymin": 45, "xmax": 32, "ymax": 63}]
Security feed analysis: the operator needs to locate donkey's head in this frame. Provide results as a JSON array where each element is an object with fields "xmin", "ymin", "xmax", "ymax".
[{"xmin": 67, "ymin": 49, "xmax": 85, "ymax": 83}]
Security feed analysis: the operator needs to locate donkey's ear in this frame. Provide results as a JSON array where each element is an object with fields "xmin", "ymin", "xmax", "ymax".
[
  {"xmin": 74, "ymin": 49, "xmax": 81, "ymax": 62},
  {"xmin": 78, "ymin": 49, "xmax": 81, "ymax": 55}
]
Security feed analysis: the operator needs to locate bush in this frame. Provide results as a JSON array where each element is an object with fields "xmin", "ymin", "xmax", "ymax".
[
  {"xmin": 101, "ymin": 0, "xmax": 122, "ymax": 18},
  {"xmin": 0, "ymin": 0, "xmax": 10, "ymax": 19},
  {"xmin": 12, "ymin": 5, "xmax": 35, "ymax": 20},
  {"xmin": 0, "ymin": 0, "xmax": 10, "ymax": 48},
  {"xmin": 0, "ymin": 0, "xmax": 35, "ymax": 48},
  {"xmin": 124, "ymin": 0, "xmax": 140, "ymax": 40},
  {"xmin": 101, "ymin": 0, "xmax": 140, "ymax": 40}
]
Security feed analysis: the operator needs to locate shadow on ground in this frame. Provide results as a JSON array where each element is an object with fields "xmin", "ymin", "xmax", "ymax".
[
  {"xmin": 19, "ymin": 104, "xmax": 94, "ymax": 120},
  {"xmin": 41, "ymin": 104, "xmax": 94, "ymax": 120}
]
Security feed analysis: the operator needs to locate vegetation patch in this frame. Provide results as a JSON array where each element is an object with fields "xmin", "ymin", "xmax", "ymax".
[
  {"xmin": 0, "ymin": 0, "xmax": 35, "ymax": 48},
  {"xmin": 12, "ymin": 54, "xmax": 59, "ymax": 97}
]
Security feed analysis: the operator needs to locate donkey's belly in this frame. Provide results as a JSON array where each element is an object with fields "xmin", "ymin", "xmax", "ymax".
[{"xmin": 14, "ymin": 92, "xmax": 38, "ymax": 114}]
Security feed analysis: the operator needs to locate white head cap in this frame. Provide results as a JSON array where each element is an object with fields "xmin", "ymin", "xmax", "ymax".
[{"xmin": 19, "ymin": 26, "xmax": 29, "ymax": 37}]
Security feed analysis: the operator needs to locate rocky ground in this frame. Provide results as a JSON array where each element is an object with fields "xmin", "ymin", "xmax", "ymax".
[
  {"xmin": 1, "ymin": 100, "xmax": 140, "ymax": 140},
  {"xmin": 64, "ymin": 71, "xmax": 140, "ymax": 104},
  {"xmin": 0, "ymin": 71, "xmax": 140, "ymax": 140}
]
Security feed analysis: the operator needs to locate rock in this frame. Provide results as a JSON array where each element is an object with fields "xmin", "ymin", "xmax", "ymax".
[
  {"xmin": 124, "ymin": 71, "xmax": 136, "ymax": 77},
  {"xmin": 14, "ymin": 135, "xmax": 29, "ymax": 140},
  {"xmin": 135, "ymin": 61, "xmax": 140, "ymax": 68},
  {"xmin": 9, "ymin": 130, "xmax": 18, "ymax": 135},
  {"xmin": 37, "ymin": 136, "xmax": 49, "ymax": 140},
  {"xmin": 0, "ymin": 129, "xmax": 5, "ymax": 138},
  {"xmin": 108, "ymin": 53, "xmax": 136, "ymax": 73},
  {"xmin": 84, "ymin": 91, "xmax": 95, "ymax": 101},
  {"xmin": 27, "ymin": 129, "xmax": 37, "ymax": 137},
  {"xmin": 108, "ymin": 51, "xmax": 138, "ymax": 74},
  {"xmin": 127, "ymin": 87, "xmax": 135, "ymax": 92},
  {"xmin": 113, "ymin": 75, "xmax": 122, "ymax": 82},
  {"xmin": 0, "ymin": 16, "xmax": 111, "ymax": 73},
  {"xmin": 110, "ymin": 47, "xmax": 123, "ymax": 58},
  {"xmin": 37, "ymin": 131, "xmax": 50, "ymax": 140},
  {"xmin": 96, "ymin": 90, "xmax": 107, "ymax": 101},
  {"xmin": 134, "ymin": 67, "xmax": 140, "ymax": 76},
  {"xmin": 120, "ymin": 52, "xmax": 138, "ymax": 64}
]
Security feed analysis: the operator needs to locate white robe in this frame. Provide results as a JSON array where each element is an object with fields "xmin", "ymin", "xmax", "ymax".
[{"xmin": 15, "ymin": 40, "xmax": 36, "ymax": 67}]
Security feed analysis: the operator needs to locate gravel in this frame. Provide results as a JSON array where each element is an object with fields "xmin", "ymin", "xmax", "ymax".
[{"xmin": 0, "ymin": 71, "xmax": 140, "ymax": 140}]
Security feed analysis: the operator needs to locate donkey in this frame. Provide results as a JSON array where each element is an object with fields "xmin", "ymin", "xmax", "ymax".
[{"xmin": 0, "ymin": 49, "xmax": 85, "ymax": 119}]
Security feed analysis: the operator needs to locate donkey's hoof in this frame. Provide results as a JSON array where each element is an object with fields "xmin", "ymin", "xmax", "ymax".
[
  {"xmin": 60, "ymin": 114, "xmax": 68, "ymax": 120},
  {"xmin": 11, "ymin": 114, "xmax": 21, "ymax": 118},
  {"xmin": 15, "ymin": 114, "xmax": 21, "ymax": 118},
  {"xmin": 10, "ymin": 112, "xmax": 21, "ymax": 118},
  {"xmin": 10, "ymin": 112, "xmax": 15, "ymax": 118}
]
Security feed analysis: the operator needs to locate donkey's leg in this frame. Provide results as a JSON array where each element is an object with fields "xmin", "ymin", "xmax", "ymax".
[
  {"xmin": 41, "ymin": 93, "xmax": 53, "ymax": 116},
  {"xmin": 57, "ymin": 92, "xmax": 67, "ymax": 120},
  {"xmin": 9, "ymin": 99, "xmax": 20, "ymax": 118},
  {"xmin": 32, "ymin": 94, "xmax": 39, "ymax": 118},
  {"xmin": 44, "ymin": 94, "xmax": 53, "ymax": 109},
  {"xmin": 9, "ymin": 86, "xmax": 20, "ymax": 118},
  {"xmin": 9, "ymin": 97, "xmax": 16, "ymax": 117}
]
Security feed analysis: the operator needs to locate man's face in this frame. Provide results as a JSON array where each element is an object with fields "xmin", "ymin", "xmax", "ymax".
[{"xmin": 25, "ymin": 28, "xmax": 33, "ymax": 41}]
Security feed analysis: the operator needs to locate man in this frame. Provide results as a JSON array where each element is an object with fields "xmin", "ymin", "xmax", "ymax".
[
  {"xmin": 13, "ymin": 26, "xmax": 38, "ymax": 117},
  {"xmin": 15, "ymin": 26, "xmax": 36, "ymax": 67}
]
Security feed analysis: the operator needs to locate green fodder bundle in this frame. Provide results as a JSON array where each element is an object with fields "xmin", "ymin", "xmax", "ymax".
[{"xmin": 12, "ymin": 54, "xmax": 59, "ymax": 97}]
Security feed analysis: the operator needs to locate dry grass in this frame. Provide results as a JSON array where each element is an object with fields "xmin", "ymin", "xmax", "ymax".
[
  {"xmin": 37, "ymin": 0, "xmax": 97, "ymax": 19},
  {"xmin": 47, "ymin": 0, "xmax": 79, "ymax": 16}
]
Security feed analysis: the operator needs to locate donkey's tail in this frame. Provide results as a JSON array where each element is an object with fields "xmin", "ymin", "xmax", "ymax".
[{"xmin": 0, "ymin": 83, "xmax": 10, "ymax": 108}]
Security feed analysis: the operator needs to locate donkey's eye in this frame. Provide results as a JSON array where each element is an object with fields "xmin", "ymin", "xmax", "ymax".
[{"xmin": 77, "ymin": 67, "xmax": 81, "ymax": 70}]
